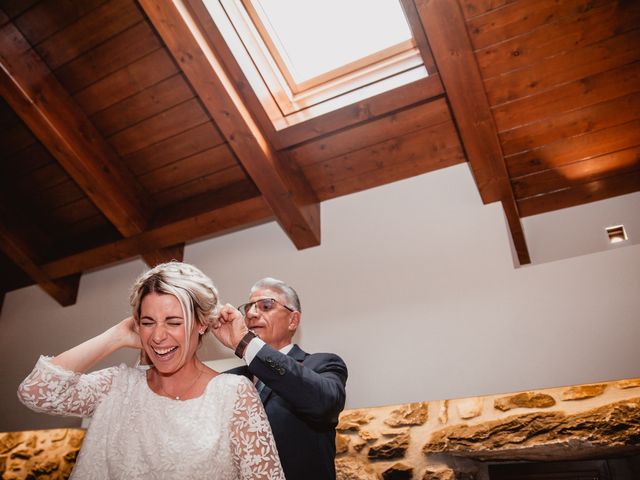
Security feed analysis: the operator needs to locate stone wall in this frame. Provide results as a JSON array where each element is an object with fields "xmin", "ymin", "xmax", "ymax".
[
  {"xmin": 2, "ymin": 378, "xmax": 639, "ymax": 479},
  {"xmin": 0, "ymin": 429, "xmax": 83, "ymax": 479},
  {"xmin": 335, "ymin": 378, "xmax": 640, "ymax": 480}
]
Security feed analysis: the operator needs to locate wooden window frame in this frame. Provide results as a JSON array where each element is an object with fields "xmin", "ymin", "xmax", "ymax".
[{"xmin": 203, "ymin": 0, "xmax": 429, "ymax": 130}]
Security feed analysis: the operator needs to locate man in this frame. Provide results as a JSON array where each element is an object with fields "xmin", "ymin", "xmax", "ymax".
[{"xmin": 213, "ymin": 277, "xmax": 348, "ymax": 480}]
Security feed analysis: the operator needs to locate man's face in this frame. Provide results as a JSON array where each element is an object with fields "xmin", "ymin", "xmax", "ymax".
[{"xmin": 244, "ymin": 288, "xmax": 299, "ymax": 350}]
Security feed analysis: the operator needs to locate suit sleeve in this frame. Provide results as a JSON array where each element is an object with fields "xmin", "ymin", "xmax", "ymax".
[{"xmin": 248, "ymin": 345, "xmax": 347, "ymax": 424}]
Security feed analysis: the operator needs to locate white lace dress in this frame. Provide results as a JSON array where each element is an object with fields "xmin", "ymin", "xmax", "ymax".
[{"xmin": 17, "ymin": 356, "xmax": 285, "ymax": 480}]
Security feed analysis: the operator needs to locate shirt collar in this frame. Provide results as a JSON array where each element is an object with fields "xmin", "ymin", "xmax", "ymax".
[{"xmin": 280, "ymin": 344, "xmax": 294, "ymax": 355}]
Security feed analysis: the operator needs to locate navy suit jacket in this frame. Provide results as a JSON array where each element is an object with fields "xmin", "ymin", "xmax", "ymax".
[{"xmin": 227, "ymin": 344, "xmax": 348, "ymax": 480}]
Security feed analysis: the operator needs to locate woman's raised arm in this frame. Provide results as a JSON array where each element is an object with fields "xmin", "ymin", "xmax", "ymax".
[
  {"xmin": 17, "ymin": 317, "xmax": 141, "ymax": 417},
  {"xmin": 52, "ymin": 316, "xmax": 140, "ymax": 373}
]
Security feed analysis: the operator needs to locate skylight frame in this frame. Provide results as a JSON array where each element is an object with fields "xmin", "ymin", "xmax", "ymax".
[
  {"xmin": 241, "ymin": 0, "xmax": 417, "ymax": 94},
  {"xmin": 204, "ymin": 0, "xmax": 429, "ymax": 129}
]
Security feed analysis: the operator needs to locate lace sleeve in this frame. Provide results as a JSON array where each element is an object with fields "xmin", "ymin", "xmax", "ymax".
[
  {"xmin": 229, "ymin": 378, "xmax": 285, "ymax": 479},
  {"xmin": 17, "ymin": 355, "xmax": 119, "ymax": 418}
]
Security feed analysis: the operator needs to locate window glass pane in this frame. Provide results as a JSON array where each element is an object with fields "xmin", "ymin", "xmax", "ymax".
[{"xmin": 254, "ymin": 0, "xmax": 413, "ymax": 84}]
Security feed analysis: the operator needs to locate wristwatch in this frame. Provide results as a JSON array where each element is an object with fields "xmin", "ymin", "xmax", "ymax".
[{"xmin": 234, "ymin": 330, "xmax": 258, "ymax": 358}]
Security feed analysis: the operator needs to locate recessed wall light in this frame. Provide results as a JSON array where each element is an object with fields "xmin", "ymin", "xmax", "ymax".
[{"xmin": 605, "ymin": 225, "xmax": 628, "ymax": 244}]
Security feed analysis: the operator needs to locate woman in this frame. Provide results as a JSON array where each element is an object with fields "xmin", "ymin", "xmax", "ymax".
[{"xmin": 17, "ymin": 261, "xmax": 284, "ymax": 479}]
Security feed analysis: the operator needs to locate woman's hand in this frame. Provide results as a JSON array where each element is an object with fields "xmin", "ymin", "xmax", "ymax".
[
  {"xmin": 112, "ymin": 316, "xmax": 141, "ymax": 350},
  {"xmin": 51, "ymin": 316, "xmax": 142, "ymax": 373}
]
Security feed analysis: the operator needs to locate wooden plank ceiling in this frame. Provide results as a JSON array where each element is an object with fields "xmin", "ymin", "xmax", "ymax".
[{"xmin": 0, "ymin": 0, "xmax": 638, "ymax": 306}]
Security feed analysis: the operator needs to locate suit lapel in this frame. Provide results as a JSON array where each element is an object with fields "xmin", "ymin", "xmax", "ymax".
[{"xmin": 288, "ymin": 344, "xmax": 307, "ymax": 362}]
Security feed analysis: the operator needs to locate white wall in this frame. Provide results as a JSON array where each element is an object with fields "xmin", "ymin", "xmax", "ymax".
[
  {"xmin": 2, "ymin": 164, "xmax": 639, "ymax": 431},
  {"xmin": 523, "ymin": 191, "xmax": 640, "ymax": 264}
]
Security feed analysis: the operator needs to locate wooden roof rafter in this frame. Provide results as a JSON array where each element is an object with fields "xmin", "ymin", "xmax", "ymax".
[
  {"xmin": 0, "ymin": 230, "xmax": 80, "ymax": 307},
  {"xmin": 138, "ymin": 0, "xmax": 321, "ymax": 250},
  {"xmin": 412, "ymin": 0, "xmax": 531, "ymax": 265},
  {"xmin": 0, "ymin": 16, "xmax": 185, "ymax": 305},
  {"xmin": 41, "ymin": 196, "xmax": 274, "ymax": 280},
  {"xmin": 0, "ymin": 201, "xmax": 79, "ymax": 307}
]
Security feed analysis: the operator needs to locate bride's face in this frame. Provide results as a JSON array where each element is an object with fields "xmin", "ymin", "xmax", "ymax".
[{"xmin": 138, "ymin": 292, "xmax": 200, "ymax": 374}]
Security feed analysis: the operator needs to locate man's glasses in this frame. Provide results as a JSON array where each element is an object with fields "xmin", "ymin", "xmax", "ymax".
[{"xmin": 237, "ymin": 298, "xmax": 295, "ymax": 316}]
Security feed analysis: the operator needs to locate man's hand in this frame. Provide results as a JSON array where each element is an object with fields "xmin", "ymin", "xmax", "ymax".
[{"xmin": 212, "ymin": 304, "xmax": 249, "ymax": 350}]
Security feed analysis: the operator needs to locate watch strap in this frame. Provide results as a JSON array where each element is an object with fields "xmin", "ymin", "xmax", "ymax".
[{"xmin": 234, "ymin": 330, "xmax": 257, "ymax": 358}]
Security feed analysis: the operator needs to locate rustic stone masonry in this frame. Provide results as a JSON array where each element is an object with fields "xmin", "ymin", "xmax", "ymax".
[
  {"xmin": 2, "ymin": 378, "xmax": 639, "ymax": 479},
  {"xmin": 335, "ymin": 378, "xmax": 640, "ymax": 480},
  {"xmin": 0, "ymin": 428, "xmax": 83, "ymax": 479}
]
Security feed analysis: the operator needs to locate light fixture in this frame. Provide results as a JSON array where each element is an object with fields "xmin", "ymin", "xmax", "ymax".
[{"xmin": 605, "ymin": 225, "xmax": 628, "ymax": 244}]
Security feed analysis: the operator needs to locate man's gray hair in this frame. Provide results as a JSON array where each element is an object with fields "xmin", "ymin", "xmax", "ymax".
[{"xmin": 251, "ymin": 277, "xmax": 301, "ymax": 312}]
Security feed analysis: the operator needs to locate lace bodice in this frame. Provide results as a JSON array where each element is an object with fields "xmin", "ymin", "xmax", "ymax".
[{"xmin": 18, "ymin": 356, "xmax": 284, "ymax": 479}]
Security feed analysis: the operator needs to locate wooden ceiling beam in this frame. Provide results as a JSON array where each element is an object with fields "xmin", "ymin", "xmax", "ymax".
[
  {"xmin": 414, "ymin": 0, "xmax": 530, "ymax": 265},
  {"xmin": 501, "ymin": 198, "xmax": 531, "ymax": 266},
  {"xmin": 42, "ymin": 196, "xmax": 273, "ymax": 280},
  {"xmin": 138, "ymin": 0, "xmax": 320, "ymax": 250},
  {"xmin": 400, "ymin": 0, "xmax": 437, "ymax": 73},
  {"xmin": 0, "ymin": 20, "xmax": 148, "ymax": 236},
  {"xmin": 0, "ymin": 239, "xmax": 79, "ymax": 307},
  {"xmin": 0, "ymin": 205, "xmax": 79, "ymax": 307},
  {"xmin": 414, "ymin": 0, "xmax": 508, "ymax": 204},
  {"xmin": 0, "ymin": 18, "xmax": 182, "ymax": 269},
  {"xmin": 141, "ymin": 243, "xmax": 185, "ymax": 268}
]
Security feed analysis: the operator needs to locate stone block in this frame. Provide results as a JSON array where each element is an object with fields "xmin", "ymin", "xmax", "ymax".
[
  {"xmin": 382, "ymin": 462, "xmax": 413, "ymax": 479},
  {"xmin": 562, "ymin": 384, "xmax": 606, "ymax": 401},
  {"xmin": 338, "ymin": 410, "xmax": 375, "ymax": 431},
  {"xmin": 494, "ymin": 392, "xmax": 555, "ymax": 411},
  {"xmin": 385, "ymin": 402, "xmax": 429, "ymax": 427},
  {"xmin": 368, "ymin": 431, "xmax": 410, "ymax": 460},
  {"xmin": 336, "ymin": 456, "xmax": 378, "ymax": 480}
]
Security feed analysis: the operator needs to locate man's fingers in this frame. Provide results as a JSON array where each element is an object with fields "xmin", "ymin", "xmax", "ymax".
[{"xmin": 219, "ymin": 303, "xmax": 243, "ymax": 324}]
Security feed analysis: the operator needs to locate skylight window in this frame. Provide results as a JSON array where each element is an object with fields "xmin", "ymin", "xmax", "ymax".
[
  {"xmin": 203, "ymin": 0, "xmax": 428, "ymax": 129},
  {"xmin": 246, "ymin": 0, "xmax": 414, "ymax": 89}
]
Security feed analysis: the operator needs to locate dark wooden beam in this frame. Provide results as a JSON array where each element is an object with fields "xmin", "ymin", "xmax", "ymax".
[
  {"xmin": 0, "ymin": 20, "xmax": 148, "ymax": 235},
  {"xmin": 138, "ymin": 0, "xmax": 320, "ymax": 250},
  {"xmin": 0, "ymin": 17, "xmax": 183, "ymax": 269},
  {"xmin": 415, "ymin": 0, "xmax": 510, "ymax": 203},
  {"xmin": 141, "ymin": 243, "xmax": 184, "ymax": 267},
  {"xmin": 501, "ymin": 198, "xmax": 531, "ymax": 266},
  {"xmin": 0, "ymin": 252, "xmax": 33, "ymax": 294},
  {"xmin": 42, "ymin": 196, "xmax": 273, "ymax": 279},
  {"xmin": 414, "ymin": 0, "xmax": 530, "ymax": 265},
  {"xmin": 518, "ymin": 170, "xmax": 640, "ymax": 218},
  {"xmin": 400, "ymin": 0, "xmax": 437, "ymax": 73},
  {"xmin": 277, "ymin": 75, "xmax": 444, "ymax": 149},
  {"xmin": 0, "ymin": 205, "xmax": 79, "ymax": 307}
]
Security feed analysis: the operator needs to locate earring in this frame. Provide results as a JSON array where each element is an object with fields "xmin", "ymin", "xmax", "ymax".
[{"xmin": 199, "ymin": 328, "xmax": 206, "ymax": 335}]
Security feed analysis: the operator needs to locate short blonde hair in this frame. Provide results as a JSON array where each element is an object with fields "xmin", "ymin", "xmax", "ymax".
[{"xmin": 129, "ymin": 262, "xmax": 220, "ymax": 357}]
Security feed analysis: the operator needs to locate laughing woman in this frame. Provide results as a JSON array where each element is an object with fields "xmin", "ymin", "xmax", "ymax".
[{"xmin": 17, "ymin": 262, "xmax": 284, "ymax": 480}]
